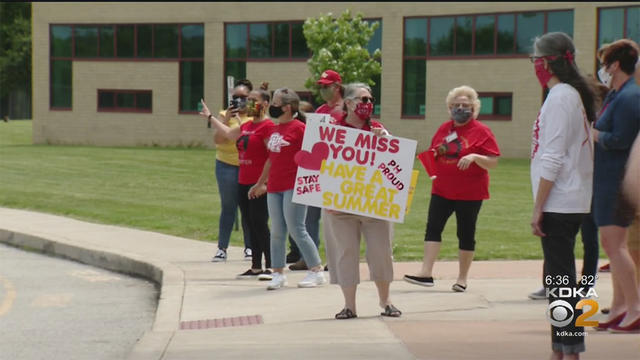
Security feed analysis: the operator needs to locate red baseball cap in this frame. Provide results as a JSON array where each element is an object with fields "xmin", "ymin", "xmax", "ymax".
[{"xmin": 317, "ymin": 70, "xmax": 342, "ymax": 85}]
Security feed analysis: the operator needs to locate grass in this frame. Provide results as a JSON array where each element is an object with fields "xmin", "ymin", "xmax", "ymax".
[{"xmin": 0, "ymin": 120, "xmax": 594, "ymax": 261}]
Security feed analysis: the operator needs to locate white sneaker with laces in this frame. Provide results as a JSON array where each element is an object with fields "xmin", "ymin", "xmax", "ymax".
[
  {"xmin": 267, "ymin": 272, "xmax": 287, "ymax": 290},
  {"xmin": 298, "ymin": 271, "xmax": 327, "ymax": 288},
  {"xmin": 212, "ymin": 249, "xmax": 227, "ymax": 262},
  {"xmin": 244, "ymin": 248, "xmax": 252, "ymax": 261}
]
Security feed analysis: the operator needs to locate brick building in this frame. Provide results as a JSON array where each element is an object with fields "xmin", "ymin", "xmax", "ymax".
[{"xmin": 32, "ymin": 2, "xmax": 640, "ymax": 157}]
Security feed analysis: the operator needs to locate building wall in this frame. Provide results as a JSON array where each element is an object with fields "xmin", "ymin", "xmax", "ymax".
[{"xmin": 32, "ymin": 2, "xmax": 637, "ymax": 156}]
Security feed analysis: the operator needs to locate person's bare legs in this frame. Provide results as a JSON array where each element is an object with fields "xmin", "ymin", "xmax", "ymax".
[
  {"xmin": 414, "ymin": 241, "xmax": 441, "ymax": 277},
  {"xmin": 549, "ymin": 351, "xmax": 562, "ymax": 360},
  {"xmin": 630, "ymin": 248, "xmax": 640, "ymax": 286},
  {"xmin": 457, "ymin": 249, "xmax": 474, "ymax": 287},
  {"xmin": 600, "ymin": 225, "xmax": 640, "ymax": 326},
  {"xmin": 340, "ymin": 285, "xmax": 357, "ymax": 313},
  {"xmin": 375, "ymin": 280, "xmax": 392, "ymax": 307}
]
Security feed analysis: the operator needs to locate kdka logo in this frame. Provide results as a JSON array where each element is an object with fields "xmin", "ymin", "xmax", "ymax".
[{"xmin": 546, "ymin": 287, "xmax": 600, "ymax": 328}]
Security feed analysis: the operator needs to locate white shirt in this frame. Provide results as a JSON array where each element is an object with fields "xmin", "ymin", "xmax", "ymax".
[{"xmin": 530, "ymin": 83, "xmax": 593, "ymax": 213}]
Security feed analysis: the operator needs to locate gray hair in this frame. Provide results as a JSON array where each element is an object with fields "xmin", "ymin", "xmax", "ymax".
[
  {"xmin": 532, "ymin": 32, "xmax": 597, "ymax": 124},
  {"xmin": 533, "ymin": 32, "xmax": 575, "ymax": 58},
  {"xmin": 343, "ymin": 83, "xmax": 372, "ymax": 100}
]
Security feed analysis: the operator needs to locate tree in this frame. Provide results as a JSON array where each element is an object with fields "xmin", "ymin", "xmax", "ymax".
[
  {"xmin": 303, "ymin": 10, "xmax": 381, "ymax": 102},
  {"xmin": 0, "ymin": 2, "xmax": 31, "ymax": 98}
]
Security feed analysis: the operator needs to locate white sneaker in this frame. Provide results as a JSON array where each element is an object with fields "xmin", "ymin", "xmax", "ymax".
[
  {"xmin": 267, "ymin": 272, "xmax": 287, "ymax": 290},
  {"xmin": 212, "ymin": 249, "xmax": 227, "ymax": 262},
  {"xmin": 244, "ymin": 248, "xmax": 252, "ymax": 261},
  {"xmin": 298, "ymin": 271, "xmax": 327, "ymax": 288}
]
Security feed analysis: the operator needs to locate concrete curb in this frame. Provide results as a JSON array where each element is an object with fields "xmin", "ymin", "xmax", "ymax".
[{"xmin": 0, "ymin": 228, "xmax": 182, "ymax": 360}]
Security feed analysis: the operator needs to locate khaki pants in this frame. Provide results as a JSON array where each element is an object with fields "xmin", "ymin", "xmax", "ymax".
[{"xmin": 323, "ymin": 209, "xmax": 394, "ymax": 287}]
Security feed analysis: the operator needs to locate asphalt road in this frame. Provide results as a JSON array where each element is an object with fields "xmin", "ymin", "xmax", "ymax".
[{"xmin": 0, "ymin": 243, "xmax": 158, "ymax": 360}]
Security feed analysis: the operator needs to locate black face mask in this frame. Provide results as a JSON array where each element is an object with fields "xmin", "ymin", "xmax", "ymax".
[{"xmin": 269, "ymin": 105, "xmax": 284, "ymax": 119}]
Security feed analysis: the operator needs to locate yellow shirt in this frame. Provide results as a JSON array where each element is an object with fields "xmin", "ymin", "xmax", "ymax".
[{"xmin": 215, "ymin": 110, "xmax": 251, "ymax": 166}]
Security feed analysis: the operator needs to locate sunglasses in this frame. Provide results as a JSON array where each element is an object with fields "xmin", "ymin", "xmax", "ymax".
[
  {"xmin": 358, "ymin": 96, "xmax": 375, "ymax": 104},
  {"xmin": 232, "ymin": 95, "xmax": 248, "ymax": 100}
]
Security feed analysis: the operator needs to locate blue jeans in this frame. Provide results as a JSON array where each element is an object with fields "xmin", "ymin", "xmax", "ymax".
[
  {"xmin": 215, "ymin": 159, "xmax": 250, "ymax": 250},
  {"xmin": 288, "ymin": 206, "xmax": 322, "ymax": 258},
  {"xmin": 268, "ymin": 190, "xmax": 321, "ymax": 269}
]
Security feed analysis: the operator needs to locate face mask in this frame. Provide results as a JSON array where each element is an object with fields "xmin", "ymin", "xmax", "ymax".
[
  {"xmin": 320, "ymin": 87, "xmax": 334, "ymax": 102},
  {"xmin": 268, "ymin": 105, "xmax": 284, "ymax": 119},
  {"xmin": 247, "ymin": 100, "xmax": 262, "ymax": 117},
  {"xmin": 354, "ymin": 102, "xmax": 373, "ymax": 121},
  {"xmin": 534, "ymin": 58, "xmax": 554, "ymax": 88},
  {"xmin": 451, "ymin": 107, "xmax": 473, "ymax": 123},
  {"xmin": 598, "ymin": 67, "xmax": 612, "ymax": 87}
]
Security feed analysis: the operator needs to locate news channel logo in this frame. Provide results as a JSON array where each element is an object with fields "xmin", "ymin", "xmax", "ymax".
[{"xmin": 546, "ymin": 292, "xmax": 599, "ymax": 327}]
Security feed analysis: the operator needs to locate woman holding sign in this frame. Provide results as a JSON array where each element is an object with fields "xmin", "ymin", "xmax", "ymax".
[
  {"xmin": 323, "ymin": 82, "xmax": 402, "ymax": 319},
  {"xmin": 404, "ymin": 85, "xmax": 500, "ymax": 293},
  {"xmin": 249, "ymin": 88, "xmax": 327, "ymax": 290}
]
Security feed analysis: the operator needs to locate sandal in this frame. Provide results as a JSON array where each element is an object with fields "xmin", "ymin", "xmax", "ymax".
[
  {"xmin": 452, "ymin": 283, "xmax": 467, "ymax": 292},
  {"xmin": 335, "ymin": 308, "xmax": 357, "ymax": 320},
  {"xmin": 381, "ymin": 304, "xmax": 402, "ymax": 317}
]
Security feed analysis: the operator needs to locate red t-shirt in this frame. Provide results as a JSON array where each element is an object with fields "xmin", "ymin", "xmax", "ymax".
[
  {"xmin": 429, "ymin": 119, "xmax": 500, "ymax": 200},
  {"xmin": 316, "ymin": 103, "xmax": 345, "ymax": 121},
  {"xmin": 266, "ymin": 119, "xmax": 306, "ymax": 193},
  {"xmin": 236, "ymin": 119, "xmax": 275, "ymax": 185}
]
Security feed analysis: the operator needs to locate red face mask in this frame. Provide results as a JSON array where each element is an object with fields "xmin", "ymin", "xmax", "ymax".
[
  {"xmin": 534, "ymin": 58, "xmax": 553, "ymax": 89},
  {"xmin": 354, "ymin": 102, "xmax": 373, "ymax": 121}
]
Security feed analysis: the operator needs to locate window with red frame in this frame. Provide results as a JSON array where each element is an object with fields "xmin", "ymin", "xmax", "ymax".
[
  {"xmin": 478, "ymin": 92, "xmax": 512, "ymax": 121},
  {"xmin": 98, "ymin": 90, "xmax": 152, "ymax": 113},
  {"xmin": 49, "ymin": 23, "xmax": 203, "ymax": 113},
  {"xmin": 402, "ymin": 9, "xmax": 573, "ymax": 117}
]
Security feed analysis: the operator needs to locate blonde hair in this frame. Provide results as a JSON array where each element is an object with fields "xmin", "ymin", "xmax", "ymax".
[{"xmin": 446, "ymin": 85, "xmax": 481, "ymax": 119}]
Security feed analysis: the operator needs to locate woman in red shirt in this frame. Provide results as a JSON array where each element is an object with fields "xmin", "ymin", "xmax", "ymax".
[
  {"xmin": 404, "ymin": 85, "xmax": 500, "ymax": 293},
  {"xmin": 249, "ymin": 88, "xmax": 326, "ymax": 290},
  {"xmin": 199, "ymin": 84, "xmax": 275, "ymax": 279}
]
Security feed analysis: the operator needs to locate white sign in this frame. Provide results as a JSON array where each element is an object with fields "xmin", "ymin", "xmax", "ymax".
[{"xmin": 292, "ymin": 117, "xmax": 417, "ymax": 223}]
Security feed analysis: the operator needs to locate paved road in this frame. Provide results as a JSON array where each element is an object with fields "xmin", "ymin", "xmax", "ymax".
[{"xmin": 0, "ymin": 243, "xmax": 157, "ymax": 360}]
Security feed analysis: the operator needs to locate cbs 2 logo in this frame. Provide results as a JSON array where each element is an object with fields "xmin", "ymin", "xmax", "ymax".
[{"xmin": 547, "ymin": 299, "xmax": 599, "ymax": 327}]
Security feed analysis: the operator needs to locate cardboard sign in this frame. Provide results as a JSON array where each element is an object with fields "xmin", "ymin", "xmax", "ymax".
[{"xmin": 292, "ymin": 117, "xmax": 417, "ymax": 223}]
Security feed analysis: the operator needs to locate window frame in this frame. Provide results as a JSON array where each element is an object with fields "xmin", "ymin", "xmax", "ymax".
[
  {"xmin": 224, "ymin": 20, "xmax": 311, "ymax": 62},
  {"xmin": 49, "ymin": 23, "xmax": 204, "ymax": 114},
  {"xmin": 417, "ymin": 9, "xmax": 573, "ymax": 60},
  {"xmin": 477, "ymin": 92, "xmax": 513, "ymax": 121},
  {"xmin": 401, "ymin": 9, "xmax": 573, "ymax": 119},
  {"xmin": 595, "ymin": 5, "xmax": 640, "ymax": 74},
  {"xmin": 97, "ymin": 89, "xmax": 153, "ymax": 113}
]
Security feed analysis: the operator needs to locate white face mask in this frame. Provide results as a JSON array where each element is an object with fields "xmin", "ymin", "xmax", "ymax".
[{"xmin": 598, "ymin": 67, "xmax": 612, "ymax": 87}]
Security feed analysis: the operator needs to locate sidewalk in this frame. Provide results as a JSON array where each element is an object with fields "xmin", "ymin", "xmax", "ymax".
[{"xmin": 0, "ymin": 207, "xmax": 637, "ymax": 360}]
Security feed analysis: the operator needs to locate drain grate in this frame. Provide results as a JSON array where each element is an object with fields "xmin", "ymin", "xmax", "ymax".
[{"xmin": 180, "ymin": 315, "xmax": 263, "ymax": 330}]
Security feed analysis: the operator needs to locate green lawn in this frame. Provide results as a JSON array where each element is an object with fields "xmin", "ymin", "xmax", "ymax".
[{"xmin": 0, "ymin": 120, "xmax": 593, "ymax": 261}]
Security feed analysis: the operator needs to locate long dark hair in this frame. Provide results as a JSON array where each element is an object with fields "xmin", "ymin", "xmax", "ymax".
[{"xmin": 534, "ymin": 32, "xmax": 597, "ymax": 123}]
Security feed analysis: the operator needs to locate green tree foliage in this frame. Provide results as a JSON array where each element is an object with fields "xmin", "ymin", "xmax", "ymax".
[
  {"xmin": 303, "ymin": 10, "xmax": 381, "ymax": 101},
  {"xmin": 0, "ymin": 2, "xmax": 31, "ymax": 97}
]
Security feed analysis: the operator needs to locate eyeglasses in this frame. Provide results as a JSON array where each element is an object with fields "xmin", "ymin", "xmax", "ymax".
[
  {"xmin": 358, "ymin": 96, "xmax": 375, "ymax": 104},
  {"xmin": 451, "ymin": 103, "xmax": 472, "ymax": 109}
]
